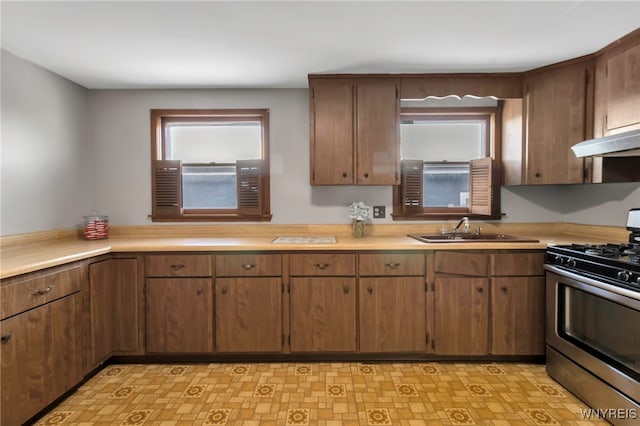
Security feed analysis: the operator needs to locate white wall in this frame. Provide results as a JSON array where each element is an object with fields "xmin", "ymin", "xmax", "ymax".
[{"xmin": 1, "ymin": 50, "xmax": 92, "ymax": 235}]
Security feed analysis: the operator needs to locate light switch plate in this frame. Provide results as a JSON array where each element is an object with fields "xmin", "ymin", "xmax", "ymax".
[{"xmin": 373, "ymin": 206, "xmax": 386, "ymax": 219}]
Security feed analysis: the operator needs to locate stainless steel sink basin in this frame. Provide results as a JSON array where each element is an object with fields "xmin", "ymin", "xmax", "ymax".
[{"xmin": 408, "ymin": 233, "xmax": 539, "ymax": 243}]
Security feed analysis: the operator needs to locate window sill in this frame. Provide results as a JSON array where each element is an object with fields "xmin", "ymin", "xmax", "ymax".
[
  {"xmin": 151, "ymin": 214, "xmax": 272, "ymax": 222},
  {"xmin": 391, "ymin": 213, "xmax": 504, "ymax": 221}
]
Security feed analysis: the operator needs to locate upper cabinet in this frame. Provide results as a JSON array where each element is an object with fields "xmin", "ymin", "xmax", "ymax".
[
  {"xmin": 309, "ymin": 77, "xmax": 400, "ymax": 185},
  {"xmin": 519, "ymin": 59, "xmax": 594, "ymax": 185},
  {"xmin": 594, "ymin": 31, "xmax": 640, "ymax": 137}
]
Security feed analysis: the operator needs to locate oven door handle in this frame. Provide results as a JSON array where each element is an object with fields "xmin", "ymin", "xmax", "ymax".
[{"xmin": 545, "ymin": 264, "xmax": 640, "ymax": 303}]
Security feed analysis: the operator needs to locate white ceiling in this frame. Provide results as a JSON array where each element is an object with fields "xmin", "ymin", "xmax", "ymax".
[{"xmin": 2, "ymin": 1, "xmax": 639, "ymax": 89}]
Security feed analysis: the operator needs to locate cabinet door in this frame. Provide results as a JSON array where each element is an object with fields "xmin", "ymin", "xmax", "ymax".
[
  {"xmin": 215, "ymin": 278, "xmax": 282, "ymax": 352},
  {"xmin": 89, "ymin": 261, "xmax": 114, "ymax": 365},
  {"xmin": 310, "ymin": 79, "xmax": 355, "ymax": 184},
  {"xmin": 289, "ymin": 277, "xmax": 356, "ymax": 352},
  {"xmin": 1, "ymin": 294, "xmax": 82, "ymax": 426},
  {"xmin": 434, "ymin": 277, "xmax": 488, "ymax": 355},
  {"xmin": 359, "ymin": 277, "xmax": 426, "ymax": 352},
  {"xmin": 355, "ymin": 79, "xmax": 400, "ymax": 185},
  {"xmin": 524, "ymin": 61, "xmax": 591, "ymax": 184},
  {"xmin": 607, "ymin": 44, "xmax": 640, "ymax": 130},
  {"xmin": 491, "ymin": 277, "xmax": 545, "ymax": 355},
  {"xmin": 146, "ymin": 278, "xmax": 213, "ymax": 353}
]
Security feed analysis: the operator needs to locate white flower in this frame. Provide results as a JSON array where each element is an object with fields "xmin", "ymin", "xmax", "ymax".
[{"xmin": 349, "ymin": 202, "xmax": 371, "ymax": 221}]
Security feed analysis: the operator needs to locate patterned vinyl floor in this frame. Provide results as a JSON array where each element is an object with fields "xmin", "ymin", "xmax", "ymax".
[{"xmin": 34, "ymin": 362, "xmax": 609, "ymax": 426}]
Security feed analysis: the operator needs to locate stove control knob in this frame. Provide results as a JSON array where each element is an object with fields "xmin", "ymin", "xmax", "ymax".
[
  {"xmin": 554, "ymin": 256, "xmax": 565, "ymax": 265},
  {"xmin": 566, "ymin": 259, "xmax": 577, "ymax": 268},
  {"xmin": 617, "ymin": 271, "xmax": 630, "ymax": 282}
]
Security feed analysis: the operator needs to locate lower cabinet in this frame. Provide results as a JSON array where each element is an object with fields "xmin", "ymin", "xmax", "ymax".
[
  {"xmin": 215, "ymin": 277, "xmax": 283, "ymax": 352},
  {"xmin": 359, "ymin": 277, "xmax": 426, "ymax": 352},
  {"xmin": 145, "ymin": 278, "xmax": 213, "ymax": 353},
  {"xmin": 491, "ymin": 277, "xmax": 545, "ymax": 355},
  {"xmin": 1, "ymin": 293, "xmax": 82, "ymax": 426},
  {"xmin": 433, "ymin": 277, "xmax": 489, "ymax": 355},
  {"xmin": 289, "ymin": 277, "xmax": 357, "ymax": 352}
]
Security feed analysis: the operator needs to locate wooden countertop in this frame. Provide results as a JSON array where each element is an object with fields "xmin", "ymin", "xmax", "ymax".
[{"xmin": 1, "ymin": 223, "xmax": 629, "ymax": 279}]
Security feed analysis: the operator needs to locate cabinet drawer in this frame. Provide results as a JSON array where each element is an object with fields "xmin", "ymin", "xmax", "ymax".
[
  {"xmin": 358, "ymin": 253, "xmax": 424, "ymax": 276},
  {"xmin": 1, "ymin": 264, "xmax": 82, "ymax": 320},
  {"xmin": 491, "ymin": 252, "xmax": 544, "ymax": 276},
  {"xmin": 289, "ymin": 253, "xmax": 355, "ymax": 276},
  {"xmin": 216, "ymin": 254, "xmax": 281, "ymax": 277},
  {"xmin": 145, "ymin": 255, "xmax": 212, "ymax": 277},
  {"xmin": 434, "ymin": 251, "xmax": 488, "ymax": 276}
]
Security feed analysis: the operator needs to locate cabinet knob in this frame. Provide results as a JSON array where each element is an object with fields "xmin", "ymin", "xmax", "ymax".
[
  {"xmin": 363, "ymin": 173, "xmax": 369, "ymax": 178},
  {"xmin": 170, "ymin": 264, "xmax": 186, "ymax": 271},
  {"xmin": 476, "ymin": 287, "xmax": 484, "ymax": 293},
  {"xmin": 343, "ymin": 285, "xmax": 350, "ymax": 294},
  {"xmin": 196, "ymin": 288, "xmax": 203, "ymax": 295},
  {"xmin": 30, "ymin": 285, "xmax": 53, "ymax": 296},
  {"xmin": 367, "ymin": 287, "xmax": 373, "ymax": 295},
  {"xmin": 342, "ymin": 172, "xmax": 347, "ymax": 178},
  {"xmin": 0, "ymin": 333, "xmax": 11, "ymax": 343},
  {"xmin": 384, "ymin": 262, "xmax": 400, "ymax": 270},
  {"xmin": 534, "ymin": 172, "xmax": 541, "ymax": 178},
  {"xmin": 500, "ymin": 286, "xmax": 507, "ymax": 292},
  {"xmin": 221, "ymin": 287, "xmax": 228, "ymax": 295},
  {"xmin": 241, "ymin": 264, "xmax": 255, "ymax": 270},
  {"xmin": 315, "ymin": 263, "xmax": 330, "ymax": 270}
]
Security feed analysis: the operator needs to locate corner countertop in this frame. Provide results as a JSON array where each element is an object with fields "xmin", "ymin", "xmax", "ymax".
[{"xmin": 2, "ymin": 223, "xmax": 627, "ymax": 280}]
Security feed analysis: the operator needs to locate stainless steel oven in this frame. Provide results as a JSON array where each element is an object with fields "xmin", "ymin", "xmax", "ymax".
[{"xmin": 546, "ymin": 266, "xmax": 640, "ymax": 425}]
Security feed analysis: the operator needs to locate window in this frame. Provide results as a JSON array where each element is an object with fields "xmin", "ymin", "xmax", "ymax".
[
  {"xmin": 150, "ymin": 109, "xmax": 271, "ymax": 221},
  {"xmin": 393, "ymin": 107, "xmax": 501, "ymax": 219}
]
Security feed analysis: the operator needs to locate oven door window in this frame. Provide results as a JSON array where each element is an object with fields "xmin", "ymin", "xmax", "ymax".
[{"xmin": 558, "ymin": 284, "xmax": 639, "ymax": 380}]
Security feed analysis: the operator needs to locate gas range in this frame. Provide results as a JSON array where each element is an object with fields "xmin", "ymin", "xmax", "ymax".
[{"xmin": 546, "ymin": 243, "xmax": 640, "ymax": 291}]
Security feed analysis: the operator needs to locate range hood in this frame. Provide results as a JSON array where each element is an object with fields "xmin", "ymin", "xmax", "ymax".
[{"xmin": 571, "ymin": 128, "xmax": 640, "ymax": 157}]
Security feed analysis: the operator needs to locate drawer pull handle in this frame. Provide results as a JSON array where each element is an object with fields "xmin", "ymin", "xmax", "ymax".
[
  {"xmin": 30, "ymin": 285, "xmax": 53, "ymax": 296},
  {"xmin": 477, "ymin": 287, "xmax": 484, "ymax": 293},
  {"xmin": 500, "ymin": 286, "xmax": 507, "ymax": 292},
  {"xmin": 385, "ymin": 262, "xmax": 401, "ymax": 269},
  {"xmin": 315, "ymin": 263, "xmax": 330, "ymax": 270},
  {"xmin": 221, "ymin": 287, "xmax": 228, "ymax": 295},
  {"xmin": 170, "ymin": 264, "xmax": 186, "ymax": 271},
  {"xmin": 367, "ymin": 287, "xmax": 373, "ymax": 295},
  {"xmin": 343, "ymin": 285, "xmax": 350, "ymax": 294},
  {"xmin": 1, "ymin": 333, "xmax": 11, "ymax": 343},
  {"xmin": 241, "ymin": 264, "xmax": 255, "ymax": 270}
]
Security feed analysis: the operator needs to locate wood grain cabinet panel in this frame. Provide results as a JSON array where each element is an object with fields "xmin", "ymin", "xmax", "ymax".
[
  {"xmin": 146, "ymin": 278, "xmax": 213, "ymax": 353},
  {"xmin": 216, "ymin": 254, "xmax": 281, "ymax": 277},
  {"xmin": 289, "ymin": 277, "xmax": 356, "ymax": 352},
  {"xmin": 289, "ymin": 253, "xmax": 355, "ymax": 276},
  {"xmin": 309, "ymin": 77, "xmax": 400, "ymax": 185},
  {"xmin": 359, "ymin": 277, "xmax": 426, "ymax": 352},
  {"xmin": 358, "ymin": 253, "xmax": 424, "ymax": 276},
  {"xmin": 145, "ymin": 254, "xmax": 212, "ymax": 277},
  {"xmin": 215, "ymin": 277, "xmax": 282, "ymax": 353},
  {"xmin": 491, "ymin": 277, "xmax": 545, "ymax": 355},
  {"xmin": 433, "ymin": 277, "xmax": 489, "ymax": 355},
  {"xmin": 1, "ymin": 264, "xmax": 82, "ymax": 320},
  {"xmin": 606, "ymin": 44, "xmax": 640, "ymax": 130},
  {"xmin": 1, "ymin": 293, "xmax": 82, "ymax": 426},
  {"xmin": 491, "ymin": 252, "xmax": 544, "ymax": 276},
  {"xmin": 433, "ymin": 251, "xmax": 488, "ymax": 276}
]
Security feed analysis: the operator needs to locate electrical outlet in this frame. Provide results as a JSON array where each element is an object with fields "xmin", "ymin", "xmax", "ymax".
[{"xmin": 373, "ymin": 206, "xmax": 386, "ymax": 219}]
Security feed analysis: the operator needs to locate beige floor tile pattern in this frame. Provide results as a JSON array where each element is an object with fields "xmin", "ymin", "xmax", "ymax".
[{"xmin": 34, "ymin": 362, "xmax": 609, "ymax": 425}]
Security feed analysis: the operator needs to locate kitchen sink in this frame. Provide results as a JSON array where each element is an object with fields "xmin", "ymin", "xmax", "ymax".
[{"xmin": 408, "ymin": 233, "xmax": 539, "ymax": 243}]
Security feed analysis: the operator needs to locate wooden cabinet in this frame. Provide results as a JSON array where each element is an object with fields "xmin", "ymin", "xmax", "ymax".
[
  {"xmin": 490, "ymin": 252, "xmax": 545, "ymax": 355},
  {"xmin": 215, "ymin": 253, "xmax": 283, "ymax": 353},
  {"xmin": 144, "ymin": 254, "xmax": 213, "ymax": 353},
  {"xmin": 358, "ymin": 252, "xmax": 426, "ymax": 353},
  {"xmin": 521, "ymin": 59, "xmax": 593, "ymax": 184},
  {"xmin": 433, "ymin": 276, "xmax": 489, "ymax": 355},
  {"xmin": 88, "ymin": 258, "xmax": 141, "ymax": 368},
  {"xmin": 309, "ymin": 77, "xmax": 400, "ymax": 185},
  {"xmin": 146, "ymin": 278, "xmax": 213, "ymax": 353},
  {"xmin": 1, "ymin": 266, "xmax": 83, "ymax": 426}
]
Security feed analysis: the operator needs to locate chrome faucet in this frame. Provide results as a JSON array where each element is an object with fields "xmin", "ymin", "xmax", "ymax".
[{"xmin": 452, "ymin": 216, "xmax": 470, "ymax": 234}]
